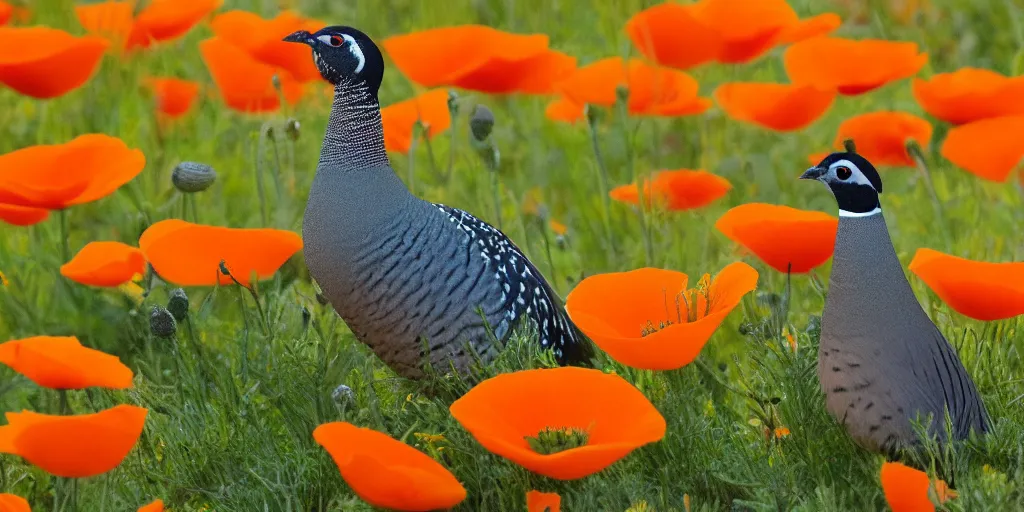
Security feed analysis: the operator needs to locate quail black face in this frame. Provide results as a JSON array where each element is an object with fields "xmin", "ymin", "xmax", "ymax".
[
  {"xmin": 800, "ymin": 152, "xmax": 883, "ymax": 216},
  {"xmin": 283, "ymin": 26, "xmax": 384, "ymax": 93}
]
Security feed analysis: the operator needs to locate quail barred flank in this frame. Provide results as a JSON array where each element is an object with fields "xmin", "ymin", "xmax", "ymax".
[
  {"xmin": 801, "ymin": 152, "xmax": 988, "ymax": 454},
  {"xmin": 283, "ymin": 26, "xmax": 594, "ymax": 379}
]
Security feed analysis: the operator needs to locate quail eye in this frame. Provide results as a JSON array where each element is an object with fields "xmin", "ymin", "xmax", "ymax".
[
  {"xmin": 329, "ymin": 35, "xmax": 344, "ymax": 47},
  {"xmin": 836, "ymin": 166, "xmax": 852, "ymax": 180}
]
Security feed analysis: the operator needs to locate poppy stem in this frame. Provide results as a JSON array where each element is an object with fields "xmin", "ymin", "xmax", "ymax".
[
  {"xmin": 420, "ymin": 124, "xmax": 443, "ymax": 182},
  {"xmin": 252, "ymin": 133, "xmax": 270, "ymax": 227},
  {"xmin": 408, "ymin": 131, "xmax": 418, "ymax": 195},
  {"xmin": 615, "ymin": 94, "xmax": 654, "ymax": 266},
  {"xmin": 906, "ymin": 140, "xmax": 949, "ymax": 245},
  {"xmin": 445, "ymin": 112, "xmax": 458, "ymax": 183},
  {"xmin": 491, "ymin": 167, "xmax": 503, "ymax": 231},
  {"xmin": 58, "ymin": 389, "xmax": 70, "ymax": 415},
  {"xmin": 57, "ymin": 209, "xmax": 70, "ymax": 263},
  {"xmin": 585, "ymin": 106, "xmax": 617, "ymax": 257}
]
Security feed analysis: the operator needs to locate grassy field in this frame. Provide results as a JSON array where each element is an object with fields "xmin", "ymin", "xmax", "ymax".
[{"xmin": 2, "ymin": 0, "xmax": 1024, "ymax": 510}]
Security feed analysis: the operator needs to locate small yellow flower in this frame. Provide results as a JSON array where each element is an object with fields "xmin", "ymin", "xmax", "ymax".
[
  {"xmin": 413, "ymin": 432, "xmax": 446, "ymax": 444},
  {"xmin": 783, "ymin": 327, "xmax": 797, "ymax": 352},
  {"xmin": 549, "ymin": 219, "xmax": 568, "ymax": 236},
  {"xmin": 0, "ymin": 270, "xmax": 8, "ymax": 287},
  {"xmin": 684, "ymin": 493, "xmax": 691, "ymax": 512},
  {"xmin": 625, "ymin": 500, "xmax": 651, "ymax": 512},
  {"xmin": 773, "ymin": 427, "xmax": 791, "ymax": 438},
  {"xmin": 931, "ymin": 479, "xmax": 957, "ymax": 504}
]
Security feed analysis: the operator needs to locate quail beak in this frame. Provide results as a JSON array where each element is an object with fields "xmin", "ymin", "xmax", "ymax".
[
  {"xmin": 283, "ymin": 30, "xmax": 313, "ymax": 45},
  {"xmin": 800, "ymin": 166, "xmax": 826, "ymax": 181}
]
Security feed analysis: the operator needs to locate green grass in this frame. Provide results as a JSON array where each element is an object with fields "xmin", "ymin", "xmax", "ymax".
[{"xmin": 3, "ymin": 0, "xmax": 1024, "ymax": 510}]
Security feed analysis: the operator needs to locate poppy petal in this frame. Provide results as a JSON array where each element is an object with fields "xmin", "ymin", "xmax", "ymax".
[
  {"xmin": 909, "ymin": 248, "xmax": 1024, "ymax": 321},
  {"xmin": 609, "ymin": 169, "xmax": 731, "ymax": 211},
  {"xmin": 60, "ymin": 241, "xmax": 146, "ymax": 287},
  {"xmin": 0, "ymin": 405, "xmax": 147, "ymax": 478},
  {"xmin": 778, "ymin": 13, "xmax": 842, "ymax": 44},
  {"xmin": 381, "ymin": 89, "xmax": 452, "ymax": 154},
  {"xmin": 527, "ymin": 490, "xmax": 561, "ymax": 512},
  {"xmin": 715, "ymin": 203, "xmax": 838, "ymax": 273},
  {"xmin": 0, "ymin": 494, "xmax": 30, "ymax": 512},
  {"xmin": 0, "ymin": 203, "xmax": 49, "ymax": 226},
  {"xmin": 625, "ymin": 2, "xmax": 722, "ymax": 71},
  {"xmin": 75, "ymin": 0, "xmax": 135, "ymax": 47},
  {"xmin": 784, "ymin": 37, "xmax": 927, "ymax": 95},
  {"xmin": 138, "ymin": 219, "xmax": 302, "ymax": 286},
  {"xmin": 833, "ymin": 111, "xmax": 933, "ymax": 167},
  {"xmin": 132, "ymin": 0, "xmax": 222, "ymax": 47},
  {"xmin": 556, "ymin": 58, "xmax": 710, "ymax": 117},
  {"xmin": 689, "ymin": 0, "xmax": 799, "ymax": 63},
  {"xmin": 0, "ymin": 27, "xmax": 108, "ymax": 99},
  {"xmin": 449, "ymin": 367, "xmax": 667, "ymax": 480},
  {"xmin": 715, "ymin": 82, "xmax": 835, "ymax": 131},
  {"xmin": 199, "ymin": 36, "xmax": 304, "ymax": 113},
  {"xmin": 940, "ymin": 115, "xmax": 1024, "ymax": 182},
  {"xmin": 145, "ymin": 77, "xmax": 201, "ymax": 118},
  {"xmin": 209, "ymin": 10, "xmax": 323, "ymax": 83},
  {"xmin": 0, "ymin": 335, "xmax": 134, "ymax": 390},
  {"xmin": 313, "ymin": 422, "xmax": 466, "ymax": 511},
  {"xmin": 545, "ymin": 96, "xmax": 585, "ymax": 124},
  {"xmin": 138, "ymin": 499, "xmax": 164, "ymax": 512},
  {"xmin": 880, "ymin": 462, "xmax": 935, "ymax": 512},
  {"xmin": 912, "ymin": 68, "xmax": 1024, "ymax": 125}
]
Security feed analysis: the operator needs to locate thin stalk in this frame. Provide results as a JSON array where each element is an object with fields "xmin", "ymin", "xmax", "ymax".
[
  {"xmin": 446, "ymin": 113, "xmax": 458, "ymax": 181},
  {"xmin": 58, "ymin": 389, "xmax": 70, "ymax": 415},
  {"xmin": 585, "ymin": 107, "xmax": 616, "ymax": 251},
  {"xmin": 490, "ymin": 169, "xmax": 503, "ymax": 230},
  {"xmin": 58, "ymin": 209, "xmax": 70, "ymax": 263},
  {"xmin": 253, "ymin": 135, "xmax": 269, "ymax": 226},
  {"xmin": 539, "ymin": 221, "xmax": 558, "ymax": 286},
  {"xmin": 906, "ymin": 141, "xmax": 951, "ymax": 248},
  {"xmin": 616, "ymin": 96, "xmax": 654, "ymax": 265},
  {"xmin": 407, "ymin": 132, "xmax": 419, "ymax": 195},
  {"xmin": 420, "ymin": 124, "xmax": 443, "ymax": 182}
]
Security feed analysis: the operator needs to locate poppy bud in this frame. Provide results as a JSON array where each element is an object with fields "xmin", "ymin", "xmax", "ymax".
[
  {"xmin": 585, "ymin": 104, "xmax": 604, "ymax": 125},
  {"xmin": 447, "ymin": 90, "xmax": 460, "ymax": 117},
  {"xmin": 167, "ymin": 288, "xmax": 189, "ymax": 321},
  {"xmin": 470, "ymin": 104, "xmax": 494, "ymax": 142},
  {"xmin": 332, "ymin": 384, "xmax": 354, "ymax": 404},
  {"xmin": 150, "ymin": 306, "xmax": 177, "ymax": 338},
  {"xmin": 842, "ymin": 138, "xmax": 857, "ymax": 154},
  {"xmin": 284, "ymin": 118, "xmax": 300, "ymax": 141},
  {"xmin": 172, "ymin": 162, "xmax": 217, "ymax": 193},
  {"xmin": 615, "ymin": 84, "xmax": 630, "ymax": 104}
]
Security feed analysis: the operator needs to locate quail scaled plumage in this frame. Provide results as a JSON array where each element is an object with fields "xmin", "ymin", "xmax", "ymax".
[
  {"xmin": 283, "ymin": 26, "xmax": 594, "ymax": 379},
  {"xmin": 800, "ymin": 152, "xmax": 988, "ymax": 454}
]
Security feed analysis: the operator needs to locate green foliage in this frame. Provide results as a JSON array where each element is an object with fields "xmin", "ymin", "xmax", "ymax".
[{"xmin": 2, "ymin": 0, "xmax": 1024, "ymax": 510}]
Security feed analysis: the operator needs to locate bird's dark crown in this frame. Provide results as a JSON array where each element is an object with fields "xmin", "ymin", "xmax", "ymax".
[
  {"xmin": 814, "ymin": 152, "xmax": 883, "ymax": 193},
  {"xmin": 283, "ymin": 25, "xmax": 385, "ymax": 94},
  {"xmin": 800, "ymin": 151, "xmax": 883, "ymax": 215}
]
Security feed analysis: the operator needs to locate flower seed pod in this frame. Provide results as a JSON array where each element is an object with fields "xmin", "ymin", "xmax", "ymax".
[
  {"xmin": 150, "ymin": 306, "xmax": 177, "ymax": 338},
  {"xmin": 172, "ymin": 162, "xmax": 217, "ymax": 193},
  {"xmin": 447, "ymin": 90, "xmax": 460, "ymax": 116},
  {"xmin": 284, "ymin": 118, "xmax": 300, "ymax": 141},
  {"xmin": 332, "ymin": 384, "xmax": 354, "ymax": 404},
  {"xmin": 470, "ymin": 104, "xmax": 494, "ymax": 142},
  {"xmin": 167, "ymin": 288, "xmax": 189, "ymax": 321}
]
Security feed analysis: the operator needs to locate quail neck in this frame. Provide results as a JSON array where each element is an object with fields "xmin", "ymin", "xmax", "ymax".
[{"xmin": 800, "ymin": 152, "xmax": 882, "ymax": 217}]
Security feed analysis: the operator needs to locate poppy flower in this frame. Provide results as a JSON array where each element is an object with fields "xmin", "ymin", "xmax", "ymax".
[
  {"xmin": 714, "ymin": 82, "xmax": 836, "ymax": 131},
  {"xmin": 625, "ymin": 2, "xmax": 722, "ymax": 71},
  {"xmin": 138, "ymin": 219, "xmax": 302, "ymax": 286},
  {"xmin": 566, "ymin": 263, "xmax": 758, "ymax": 370},
  {"xmin": 381, "ymin": 89, "xmax": 452, "ymax": 154},
  {"xmin": 75, "ymin": 1, "xmax": 135, "ymax": 48},
  {"xmin": 0, "ymin": 2, "xmax": 12, "ymax": 26},
  {"xmin": 545, "ymin": 97, "xmax": 585, "ymax": 124},
  {"xmin": 689, "ymin": 0, "xmax": 841, "ymax": 64},
  {"xmin": 145, "ymin": 77, "xmax": 200, "ymax": 119},
  {"xmin": 831, "ymin": 111, "xmax": 933, "ymax": 167},
  {"xmin": 0, "ymin": 494, "xmax": 29, "ymax": 512},
  {"xmin": 0, "ymin": 134, "xmax": 145, "ymax": 210},
  {"xmin": 909, "ymin": 248, "xmax": 1024, "ymax": 321},
  {"xmin": 715, "ymin": 203, "xmax": 838, "ymax": 273},
  {"xmin": 209, "ymin": 10, "xmax": 323, "ymax": 83},
  {"xmin": 527, "ymin": 490, "xmax": 561, "ymax": 512},
  {"xmin": 382, "ymin": 25, "xmax": 576, "ymax": 95},
  {"xmin": 0, "ymin": 404, "xmax": 147, "ymax": 478},
  {"xmin": 0, "ymin": 27, "xmax": 108, "ymax": 99},
  {"xmin": 0, "ymin": 335, "xmax": 133, "ymax": 390},
  {"xmin": 60, "ymin": 241, "xmax": 146, "ymax": 287},
  {"xmin": 880, "ymin": 462, "xmax": 937, "ymax": 512},
  {"xmin": 556, "ymin": 58, "xmax": 711, "ymax": 117},
  {"xmin": 784, "ymin": 37, "xmax": 928, "ymax": 95},
  {"xmin": 609, "ymin": 169, "xmax": 731, "ymax": 211},
  {"xmin": 450, "ymin": 367, "xmax": 666, "ymax": 479},
  {"xmin": 138, "ymin": 500, "xmax": 164, "ymax": 512},
  {"xmin": 199, "ymin": 36, "xmax": 304, "ymax": 113},
  {"xmin": 0, "ymin": 204, "xmax": 49, "ymax": 227},
  {"xmin": 912, "ymin": 68, "xmax": 1024, "ymax": 125},
  {"xmin": 940, "ymin": 115, "xmax": 1024, "ymax": 182},
  {"xmin": 130, "ymin": 0, "xmax": 221, "ymax": 48},
  {"xmin": 313, "ymin": 422, "xmax": 466, "ymax": 511}
]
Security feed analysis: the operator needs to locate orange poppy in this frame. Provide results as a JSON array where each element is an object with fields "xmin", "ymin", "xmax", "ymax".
[
  {"xmin": 0, "ymin": 204, "xmax": 49, "ymax": 227},
  {"xmin": 450, "ymin": 367, "xmax": 666, "ymax": 480},
  {"xmin": 880, "ymin": 462, "xmax": 935, "ymax": 512},
  {"xmin": 381, "ymin": 89, "xmax": 452, "ymax": 154},
  {"xmin": 209, "ymin": 10, "xmax": 323, "ymax": 83},
  {"xmin": 714, "ymin": 203, "xmax": 838, "ymax": 273},
  {"xmin": 0, "ymin": 494, "xmax": 29, "ymax": 512},
  {"xmin": 130, "ymin": 0, "xmax": 221, "ymax": 48},
  {"xmin": 0, "ymin": 134, "xmax": 145, "ymax": 210},
  {"xmin": 382, "ymin": 25, "xmax": 576, "ymax": 95},
  {"xmin": 145, "ymin": 77, "xmax": 200, "ymax": 119},
  {"xmin": 912, "ymin": 68, "xmax": 1024, "ymax": 125},
  {"xmin": 527, "ymin": 490, "xmax": 561, "ymax": 512},
  {"xmin": 0, "ymin": 404, "xmax": 147, "ymax": 478},
  {"xmin": 689, "ymin": 0, "xmax": 841, "ymax": 64},
  {"xmin": 0, "ymin": 1, "xmax": 28, "ymax": 26},
  {"xmin": 556, "ymin": 58, "xmax": 711, "ymax": 117},
  {"xmin": 909, "ymin": 248, "xmax": 1024, "ymax": 321},
  {"xmin": 313, "ymin": 422, "xmax": 466, "ymax": 511},
  {"xmin": 0, "ymin": 335, "xmax": 133, "ymax": 390},
  {"xmin": 138, "ymin": 219, "xmax": 302, "ymax": 286},
  {"xmin": 545, "ymin": 97, "xmax": 585, "ymax": 124},
  {"xmin": 714, "ymin": 82, "xmax": 836, "ymax": 131},
  {"xmin": 566, "ymin": 263, "xmax": 758, "ymax": 370},
  {"xmin": 609, "ymin": 169, "xmax": 731, "ymax": 211},
  {"xmin": 831, "ymin": 111, "xmax": 933, "ymax": 167},
  {"xmin": 60, "ymin": 241, "xmax": 146, "ymax": 288},
  {"xmin": 0, "ymin": 2, "xmax": 11, "ymax": 26},
  {"xmin": 940, "ymin": 115, "xmax": 1024, "ymax": 182},
  {"xmin": 625, "ymin": 2, "xmax": 722, "ymax": 71},
  {"xmin": 137, "ymin": 499, "xmax": 164, "ymax": 512},
  {"xmin": 75, "ymin": 1, "xmax": 135, "ymax": 48},
  {"xmin": 806, "ymin": 151, "xmax": 831, "ymax": 166},
  {"xmin": 0, "ymin": 27, "xmax": 108, "ymax": 99},
  {"xmin": 784, "ymin": 37, "xmax": 927, "ymax": 95},
  {"xmin": 199, "ymin": 36, "xmax": 304, "ymax": 113}
]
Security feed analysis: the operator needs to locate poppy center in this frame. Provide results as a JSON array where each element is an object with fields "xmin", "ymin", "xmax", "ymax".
[
  {"xmin": 525, "ymin": 426, "xmax": 590, "ymax": 455},
  {"xmin": 641, "ymin": 274, "xmax": 715, "ymax": 336}
]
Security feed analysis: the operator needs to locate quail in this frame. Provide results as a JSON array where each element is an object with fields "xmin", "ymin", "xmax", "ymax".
[
  {"xmin": 282, "ymin": 26, "xmax": 594, "ymax": 379},
  {"xmin": 800, "ymin": 152, "xmax": 988, "ymax": 454}
]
